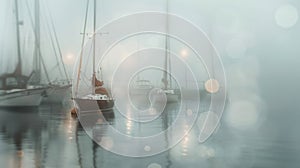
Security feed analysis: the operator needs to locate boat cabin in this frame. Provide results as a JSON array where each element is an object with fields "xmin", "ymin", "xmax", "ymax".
[
  {"xmin": 133, "ymin": 80, "xmax": 153, "ymax": 89},
  {"xmin": 0, "ymin": 74, "xmax": 29, "ymax": 90}
]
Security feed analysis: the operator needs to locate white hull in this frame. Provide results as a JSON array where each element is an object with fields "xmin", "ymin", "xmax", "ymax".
[
  {"xmin": 44, "ymin": 84, "xmax": 71, "ymax": 103},
  {"xmin": 166, "ymin": 93, "xmax": 179, "ymax": 103},
  {"xmin": 0, "ymin": 88, "xmax": 45, "ymax": 107}
]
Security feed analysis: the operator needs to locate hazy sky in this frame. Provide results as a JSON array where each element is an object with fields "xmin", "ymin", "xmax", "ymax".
[{"xmin": 0, "ymin": 0, "xmax": 299, "ymax": 85}]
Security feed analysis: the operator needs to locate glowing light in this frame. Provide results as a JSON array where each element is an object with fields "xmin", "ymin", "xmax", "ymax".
[
  {"xmin": 181, "ymin": 135, "xmax": 189, "ymax": 156},
  {"xmin": 180, "ymin": 49, "xmax": 188, "ymax": 57},
  {"xmin": 100, "ymin": 136, "xmax": 114, "ymax": 149},
  {"xmin": 148, "ymin": 163, "xmax": 162, "ymax": 168},
  {"xmin": 63, "ymin": 53, "xmax": 75, "ymax": 65},
  {"xmin": 144, "ymin": 145, "xmax": 151, "ymax": 152},
  {"xmin": 126, "ymin": 119, "xmax": 132, "ymax": 135},
  {"xmin": 186, "ymin": 109, "xmax": 193, "ymax": 116},
  {"xmin": 275, "ymin": 4, "xmax": 298, "ymax": 28},
  {"xmin": 126, "ymin": 106, "xmax": 133, "ymax": 134},
  {"xmin": 205, "ymin": 79, "xmax": 220, "ymax": 93}
]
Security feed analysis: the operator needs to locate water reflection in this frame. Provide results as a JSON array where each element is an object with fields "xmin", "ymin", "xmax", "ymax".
[
  {"xmin": 0, "ymin": 102, "xmax": 299, "ymax": 167},
  {"xmin": 0, "ymin": 107, "xmax": 44, "ymax": 168}
]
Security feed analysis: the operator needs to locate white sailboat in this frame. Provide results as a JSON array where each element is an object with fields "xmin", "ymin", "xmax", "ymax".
[
  {"xmin": 129, "ymin": 37, "xmax": 154, "ymax": 104},
  {"xmin": 161, "ymin": 0, "xmax": 179, "ymax": 103},
  {"xmin": 73, "ymin": 0, "xmax": 114, "ymax": 117},
  {"xmin": 0, "ymin": 0, "xmax": 46, "ymax": 107},
  {"xmin": 130, "ymin": 79, "xmax": 154, "ymax": 95}
]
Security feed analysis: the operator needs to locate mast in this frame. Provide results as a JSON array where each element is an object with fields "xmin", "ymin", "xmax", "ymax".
[
  {"xmin": 167, "ymin": 0, "xmax": 172, "ymax": 89},
  {"xmin": 92, "ymin": 0, "xmax": 97, "ymax": 94},
  {"xmin": 163, "ymin": 0, "xmax": 170, "ymax": 90},
  {"xmin": 14, "ymin": 0, "xmax": 22, "ymax": 75},
  {"xmin": 75, "ymin": 0, "xmax": 90, "ymax": 96},
  {"xmin": 34, "ymin": 0, "xmax": 41, "ymax": 83}
]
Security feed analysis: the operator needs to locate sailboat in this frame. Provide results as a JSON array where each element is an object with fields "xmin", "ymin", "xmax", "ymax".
[
  {"xmin": 161, "ymin": 0, "xmax": 179, "ymax": 103},
  {"xmin": 73, "ymin": 0, "xmax": 114, "ymax": 117},
  {"xmin": 26, "ymin": 0, "xmax": 71, "ymax": 104},
  {"xmin": 131, "ymin": 79, "xmax": 154, "ymax": 95},
  {"xmin": 129, "ymin": 38, "xmax": 154, "ymax": 105},
  {"xmin": 0, "ymin": 0, "xmax": 47, "ymax": 107}
]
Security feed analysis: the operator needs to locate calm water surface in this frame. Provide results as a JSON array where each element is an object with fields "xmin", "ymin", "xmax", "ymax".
[{"xmin": 0, "ymin": 99, "xmax": 299, "ymax": 168}]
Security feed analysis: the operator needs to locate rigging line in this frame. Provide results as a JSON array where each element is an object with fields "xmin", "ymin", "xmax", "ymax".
[
  {"xmin": 40, "ymin": 52, "xmax": 52, "ymax": 84},
  {"xmin": 40, "ymin": 0, "xmax": 64, "ymax": 77},
  {"xmin": 76, "ymin": 0, "xmax": 90, "ymax": 96},
  {"xmin": 80, "ymin": 73, "xmax": 91, "ymax": 88},
  {"xmin": 0, "ymin": 0, "xmax": 10, "ymax": 61},
  {"xmin": 49, "ymin": 64, "xmax": 60, "ymax": 73},
  {"xmin": 44, "ymin": 1, "xmax": 70, "ymax": 83},
  {"xmin": 25, "ymin": 0, "xmax": 51, "ymax": 84},
  {"xmin": 83, "ymin": 39, "xmax": 94, "ymax": 79}
]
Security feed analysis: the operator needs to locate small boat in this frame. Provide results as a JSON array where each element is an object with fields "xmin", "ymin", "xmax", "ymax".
[
  {"xmin": 73, "ymin": 0, "xmax": 114, "ymax": 118},
  {"xmin": 74, "ymin": 78, "xmax": 114, "ymax": 113},
  {"xmin": 129, "ymin": 79, "xmax": 154, "ymax": 101},
  {"xmin": 161, "ymin": 1, "xmax": 179, "ymax": 103}
]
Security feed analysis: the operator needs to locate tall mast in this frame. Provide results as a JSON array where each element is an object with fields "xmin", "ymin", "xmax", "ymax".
[
  {"xmin": 92, "ymin": 0, "xmax": 97, "ymax": 94},
  {"xmin": 167, "ymin": 0, "xmax": 172, "ymax": 88},
  {"xmin": 75, "ymin": 0, "xmax": 90, "ymax": 96},
  {"xmin": 34, "ymin": 0, "xmax": 41, "ymax": 83},
  {"xmin": 163, "ymin": 0, "xmax": 170, "ymax": 90},
  {"xmin": 14, "ymin": 0, "xmax": 22, "ymax": 75}
]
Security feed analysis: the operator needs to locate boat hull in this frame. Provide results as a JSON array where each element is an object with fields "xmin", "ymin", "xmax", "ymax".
[
  {"xmin": 166, "ymin": 93, "xmax": 179, "ymax": 103},
  {"xmin": 73, "ymin": 98, "xmax": 115, "ymax": 123},
  {"xmin": 44, "ymin": 84, "xmax": 71, "ymax": 103},
  {"xmin": 74, "ymin": 98, "xmax": 114, "ymax": 114},
  {"xmin": 0, "ymin": 88, "xmax": 45, "ymax": 107}
]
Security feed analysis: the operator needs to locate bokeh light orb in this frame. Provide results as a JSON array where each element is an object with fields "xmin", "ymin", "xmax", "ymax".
[
  {"xmin": 275, "ymin": 4, "xmax": 298, "ymax": 28},
  {"xmin": 148, "ymin": 163, "xmax": 162, "ymax": 168},
  {"xmin": 63, "ymin": 53, "xmax": 76, "ymax": 65},
  {"xmin": 205, "ymin": 79, "xmax": 220, "ymax": 93}
]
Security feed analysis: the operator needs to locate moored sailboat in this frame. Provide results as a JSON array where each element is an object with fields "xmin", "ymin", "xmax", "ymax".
[
  {"xmin": 73, "ymin": 0, "xmax": 114, "ymax": 118},
  {"xmin": 161, "ymin": 0, "xmax": 179, "ymax": 103},
  {"xmin": 0, "ymin": 0, "xmax": 46, "ymax": 107}
]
